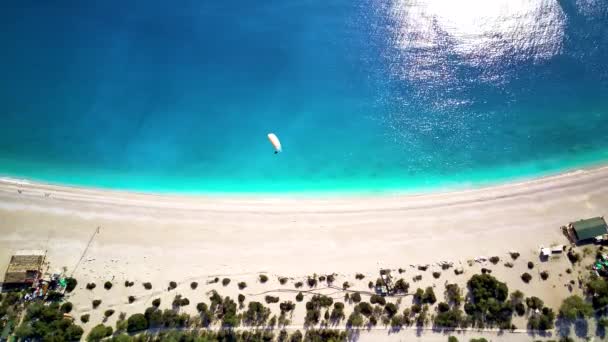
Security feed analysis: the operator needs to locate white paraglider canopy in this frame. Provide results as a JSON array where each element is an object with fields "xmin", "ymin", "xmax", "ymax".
[{"xmin": 267, "ymin": 133, "xmax": 282, "ymax": 154}]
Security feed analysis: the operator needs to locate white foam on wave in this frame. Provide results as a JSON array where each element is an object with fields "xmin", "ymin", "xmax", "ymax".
[{"xmin": 0, "ymin": 177, "xmax": 32, "ymax": 185}]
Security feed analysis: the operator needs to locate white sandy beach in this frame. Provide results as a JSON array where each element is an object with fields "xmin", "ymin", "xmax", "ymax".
[{"xmin": 1, "ymin": 167, "xmax": 608, "ymax": 340}]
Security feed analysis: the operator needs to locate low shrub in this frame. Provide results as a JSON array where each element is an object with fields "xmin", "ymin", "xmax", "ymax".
[
  {"xmin": 432, "ymin": 272, "xmax": 441, "ymax": 279},
  {"xmin": 566, "ymin": 249, "xmax": 581, "ymax": 264},
  {"xmin": 93, "ymin": 299, "xmax": 102, "ymax": 308},
  {"xmin": 370, "ymin": 294, "xmax": 386, "ymax": 305},
  {"xmin": 279, "ymin": 277, "xmax": 288, "ymax": 285},
  {"xmin": 60, "ymin": 302, "xmax": 73, "ymax": 313},
  {"xmin": 143, "ymin": 282, "xmax": 152, "ymax": 290},
  {"xmin": 307, "ymin": 277, "xmax": 317, "ymax": 287},
  {"xmin": 296, "ymin": 292, "xmax": 304, "ymax": 302},
  {"xmin": 190, "ymin": 282, "xmax": 198, "ymax": 290},
  {"xmin": 152, "ymin": 298, "xmax": 161, "ymax": 307},
  {"xmin": 527, "ymin": 261, "xmax": 534, "ymax": 269},
  {"xmin": 104, "ymin": 281, "xmax": 113, "ymax": 290},
  {"xmin": 280, "ymin": 301, "xmax": 296, "ymax": 313},
  {"xmin": 489, "ymin": 256, "xmax": 500, "ymax": 264},
  {"xmin": 540, "ymin": 271, "xmax": 549, "ymax": 280},
  {"xmin": 295, "ymin": 281, "xmax": 303, "ymax": 288},
  {"xmin": 413, "ymin": 275, "xmax": 422, "ymax": 282},
  {"xmin": 265, "ymin": 295, "xmax": 280, "ymax": 304},
  {"xmin": 326, "ymin": 274, "xmax": 335, "ymax": 284},
  {"xmin": 393, "ymin": 279, "xmax": 409, "ymax": 293},
  {"xmin": 259, "ymin": 274, "xmax": 269, "ymax": 283},
  {"xmin": 342, "ymin": 282, "xmax": 350, "ymax": 290},
  {"xmin": 521, "ymin": 273, "xmax": 532, "ymax": 283},
  {"xmin": 104, "ymin": 309, "xmax": 115, "ymax": 317},
  {"xmin": 510, "ymin": 252, "xmax": 520, "ymax": 260},
  {"xmin": 124, "ymin": 280, "xmax": 134, "ymax": 287},
  {"xmin": 368, "ymin": 281, "xmax": 374, "ymax": 289},
  {"xmin": 86, "ymin": 283, "xmax": 96, "ymax": 290},
  {"xmin": 356, "ymin": 273, "xmax": 365, "ymax": 280},
  {"xmin": 238, "ymin": 282, "xmax": 247, "ymax": 290},
  {"xmin": 128, "ymin": 296, "xmax": 136, "ymax": 304},
  {"xmin": 504, "ymin": 262, "xmax": 514, "ymax": 268},
  {"xmin": 351, "ymin": 292, "xmax": 362, "ymax": 303},
  {"xmin": 238, "ymin": 294, "xmax": 246, "ymax": 304},
  {"xmin": 65, "ymin": 277, "xmax": 78, "ymax": 293},
  {"xmin": 81, "ymin": 314, "xmax": 90, "ymax": 323},
  {"xmin": 169, "ymin": 281, "xmax": 177, "ymax": 290},
  {"xmin": 222, "ymin": 278, "xmax": 231, "ymax": 286}
]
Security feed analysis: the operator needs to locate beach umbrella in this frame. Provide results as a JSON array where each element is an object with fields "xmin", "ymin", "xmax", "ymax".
[{"xmin": 267, "ymin": 133, "xmax": 282, "ymax": 154}]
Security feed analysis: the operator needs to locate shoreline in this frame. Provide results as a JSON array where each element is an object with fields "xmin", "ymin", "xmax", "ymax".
[
  {"xmin": 0, "ymin": 160, "xmax": 607, "ymax": 202},
  {"xmin": 0, "ymin": 162, "xmax": 607, "ymax": 273},
  {"xmin": 1, "ymin": 155, "xmax": 608, "ymax": 197}
]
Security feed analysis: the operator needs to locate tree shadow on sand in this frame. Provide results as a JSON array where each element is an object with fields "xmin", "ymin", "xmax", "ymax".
[{"xmin": 556, "ymin": 317, "xmax": 590, "ymax": 340}]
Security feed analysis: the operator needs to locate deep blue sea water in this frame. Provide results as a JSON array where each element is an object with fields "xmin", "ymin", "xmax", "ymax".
[{"xmin": 0, "ymin": 0, "xmax": 607, "ymax": 194}]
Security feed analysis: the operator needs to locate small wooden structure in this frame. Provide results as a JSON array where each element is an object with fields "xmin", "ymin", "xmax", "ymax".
[
  {"xmin": 3, "ymin": 250, "xmax": 46, "ymax": 288},
  {"xmin": 570, "ymin": 217, "xmax": 608, "ymax": 244}
]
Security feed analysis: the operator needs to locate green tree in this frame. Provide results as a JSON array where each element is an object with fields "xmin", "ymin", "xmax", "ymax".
[
  {"xmin": 370, "ymin": 294, "xmax": 386, "ymax": 305},
  {"xmin": 290, "ymin": 330, "xmax": 303, "ymax": 342},
  {"xmin": 60, "ymin": 302, "xmax": 73, "ymax": 313},
  {"xmin": 126, "ymin": 313, "xmax": 148, "ymax": 333},
  {"xmin": 464, "ymin": 274, "xmax": 511, "ymax": 328},
  {"xmin": 445, "ymin": 283, "xmax": 462, "ymax": 306},
  {"xmin": 390, "ymin": 314, "xmax": 405, "ymax": 328},
  {"xmin": 65, "ymin": 325, "xmax": 84, "ymax": 341},
  {"xmin": 385, "ymin": 303, "xmax": 398, "ymax": 317},
  {"xmin": 87, "ymin": 324, "xmax": 113, "ymax": 342},
  {"xmin": 65, "ymin": 278, "xmax": 78, "ymax": 293},
  {"xmin": 347, "ymin": 311, "xmax": 364, "ymax": 327},
  {"xmin": 422, "ymin": 287, "xmax": 437, "ymax": 304},
  {"xmin": 394, "ymin": 279, "xmax": 410, "ymax": 293},
  {"xmin": 559, "ymin": 295, "xmax": 593, "ymax": 320},
  {"xmin": 111, "ymin": 334, "xmax": 133, "ymax": 342},
  {"xmin": 587, "ymin": 275, "xmax": 608, "ymax": 308},
  {"xmin": 242, "ymin": 302, "xmax": 271, "ymax": 326},
  {"xmin": 434, "ymin": 308, "xmax": 464, "ymax": 328},
  {"xmin": 525, "ymin": 296, "xmax": 544, "ymax": 310},
  {"xmin": 527, "ymin": 307, "xmax": 555, "ymax": 330}
]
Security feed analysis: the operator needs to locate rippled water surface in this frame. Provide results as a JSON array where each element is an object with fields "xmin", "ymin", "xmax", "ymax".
[{"xmin": 0, "ymin": 0, "xmax": 607, "ymax": 193}]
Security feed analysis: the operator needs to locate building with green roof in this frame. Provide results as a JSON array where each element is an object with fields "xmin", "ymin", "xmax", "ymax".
[{"xmin": 570, "ymin": 217, "xmax": 607, "ymax": 243}]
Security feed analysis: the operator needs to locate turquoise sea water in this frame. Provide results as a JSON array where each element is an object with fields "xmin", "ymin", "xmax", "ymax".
[{"xmin": 0, "ymin": 0, "xmax": 607, "ymax": 194}]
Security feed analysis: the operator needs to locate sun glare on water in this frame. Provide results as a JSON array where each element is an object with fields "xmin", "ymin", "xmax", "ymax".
[{"xmin": 388, "ymin": 0, "xmax": 566, "ymax": 81}]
